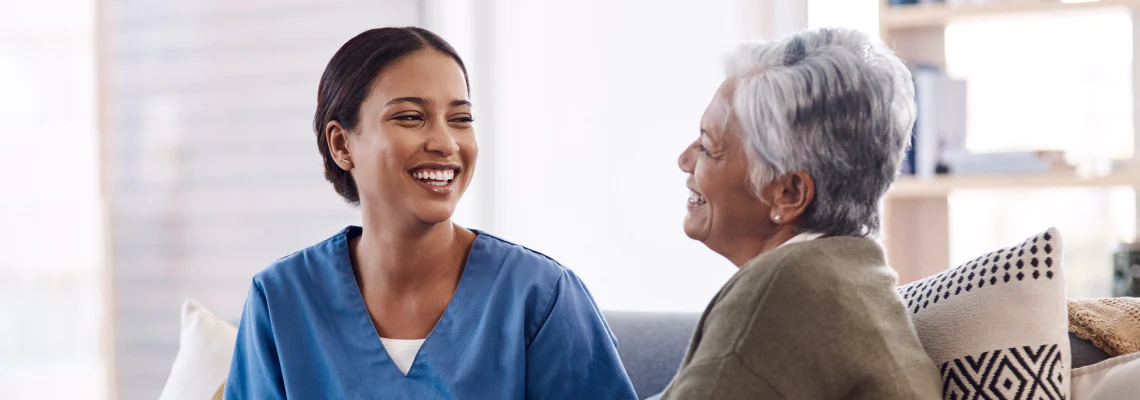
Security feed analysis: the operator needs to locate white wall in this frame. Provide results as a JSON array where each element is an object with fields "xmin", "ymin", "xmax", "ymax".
[
  {"xmin": 428, "ymin": 0, "xmax": 807, "ymax": 312},
  {"xmin": 0, "ymin": 1, "xmax": 105, "ymax": 399},
  {"xmin": 807, "ymin": 0, "xmax": 878, "ymax": 37},
  {"xmin": 99, "ymin": 1, "xmax": 417, "ymax": 398}
]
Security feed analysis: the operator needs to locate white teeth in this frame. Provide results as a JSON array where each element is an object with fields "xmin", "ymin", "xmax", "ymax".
[
  {"xmin": 412, "ymin": 168, "xmax": 456, "ymax": 182},
  {"xmin": 688, "ymin": 189, "xmax": 706, "ymax": 204}
]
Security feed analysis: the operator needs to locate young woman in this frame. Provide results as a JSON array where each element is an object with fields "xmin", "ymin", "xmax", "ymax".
[{"xmin": 225, "ymin": 27, "xmax": 636, "ymax": 399}]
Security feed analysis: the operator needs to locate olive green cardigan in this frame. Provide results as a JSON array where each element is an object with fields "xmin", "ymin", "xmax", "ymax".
[{"xmin": 661, "ymin": 236, "xmax": 941, "ymax": 399}]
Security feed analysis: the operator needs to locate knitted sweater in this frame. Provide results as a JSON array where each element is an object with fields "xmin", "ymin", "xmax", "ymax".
[{"xmin": 661, "ymin": 236, "xmax": 941, "ymax": 399}]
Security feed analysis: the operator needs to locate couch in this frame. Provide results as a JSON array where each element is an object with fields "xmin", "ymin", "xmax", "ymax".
[
  {"xmin": 605, "ymin": 312, "xmax": 698, "ymax": 400},
  {"xmin": 163, "ymin": 304, "xmax": 1118, "ymax": 400},
  {"xmin": 603, "ymin": 311, "xmax": 1113, "ymax": 400}
]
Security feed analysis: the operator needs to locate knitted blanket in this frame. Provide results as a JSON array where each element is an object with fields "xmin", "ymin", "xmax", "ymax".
[{"xmin": 1068, "ymin": 297, "xmax": 1140, "ymax": 357}]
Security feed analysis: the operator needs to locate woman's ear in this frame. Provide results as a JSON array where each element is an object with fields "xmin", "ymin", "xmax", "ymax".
[
  {"xmin": 765, "ymin": 171, "xmax": 815, "ymax": 224},
  {"xmin": 326, "ymin": 121, "xmax": 353, "ymax": 170}
]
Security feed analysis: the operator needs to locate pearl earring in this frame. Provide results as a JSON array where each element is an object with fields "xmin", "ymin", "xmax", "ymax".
[{"xmin": 773, "ymin": 215, "xmax": 782, "ymax": 222}]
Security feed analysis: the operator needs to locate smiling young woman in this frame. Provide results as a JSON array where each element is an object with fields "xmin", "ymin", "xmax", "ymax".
[{"xmin": 224, "ymin": 27, "xmax": 636, "ymax": 400}]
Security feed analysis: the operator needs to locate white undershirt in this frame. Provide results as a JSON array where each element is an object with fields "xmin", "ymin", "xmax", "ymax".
[
  {"xmin": 778, "ymin": 231, "xmax": 826, "ymax": 248},
  {"xmin": 379, "ymin": 337, "xmax": 425, "ymax": 376}
]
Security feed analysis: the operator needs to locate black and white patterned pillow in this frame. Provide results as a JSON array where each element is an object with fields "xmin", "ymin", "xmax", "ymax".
[{"xmin": 899, "ymin": 228, "xmax": 1070, "ymax": 400}]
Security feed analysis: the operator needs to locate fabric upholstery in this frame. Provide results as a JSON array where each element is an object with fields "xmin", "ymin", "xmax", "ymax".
[
  {"xmin": 605, "ymin": 311, "xmax": 698, "ymax": 399},
  {"xmin": 158, "ymin": 300, "xmax": 238, "ymax": 400},
  {"xmin": 899, "ymin": 228, "xmax": 1070, "ymax": 400}
]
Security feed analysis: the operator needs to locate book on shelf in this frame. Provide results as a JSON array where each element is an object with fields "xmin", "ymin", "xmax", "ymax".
[
  {"xmin": 884, "ymin": 0, "xmax": 994, "ymax": 6},
  {"xmin": 904, "ymin": 66, "xmax": 1065, "ymax": 177},
  {"xmin": 888, "ymin": 0, "xmax": 945, "ymax": 6},
  {"xmin": 904, "ymin": 65, "xmax": 967, "ymax": 177},
  {"xmin": 888, "ymin": 0, "xmax": 997, "ymax": 7}
]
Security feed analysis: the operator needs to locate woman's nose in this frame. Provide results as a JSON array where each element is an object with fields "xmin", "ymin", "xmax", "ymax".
[
  {"xmin": 678, "ymin": 143, "xmax": 695, "ymax": 173},
  {"xmin": 425, "ymin": 125, "xmax": 460, "ymax": 156}
]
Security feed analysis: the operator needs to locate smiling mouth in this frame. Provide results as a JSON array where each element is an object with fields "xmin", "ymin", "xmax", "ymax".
[
  {"xmin": 688, "ymin": 189, "xmax": 706, "ymax": 205},
  {"xmin": 409, "ymin": 167, "xmax": 458, "ymax": 187}
]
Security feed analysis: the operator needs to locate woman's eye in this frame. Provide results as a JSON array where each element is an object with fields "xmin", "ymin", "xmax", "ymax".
[
  {"xmin": 450, "ymin": 116, "xmax": 475, "ymax": 124},
  {"xmin": 394, "ymin": 114, "xmax": 423, "ymax": 121},
  {"xmin": 698, "ymin": 144, "xmax": 712, "ymax": 157}
]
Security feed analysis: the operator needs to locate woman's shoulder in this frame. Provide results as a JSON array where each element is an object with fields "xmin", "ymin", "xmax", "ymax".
[
  {"xmin": 251, "ymin": 227, "xmax": 352, "ymax": 293},
  {"xmin": 732, "ymin": 236, "xmax": 893, "ymax": 296},
  {"xmin": 712, "ymin": 235, "xmax": 914, "ymax": 341},
  {"xmin": 471, "ymin": 230, "xmax": 569, "ymax": 281}
]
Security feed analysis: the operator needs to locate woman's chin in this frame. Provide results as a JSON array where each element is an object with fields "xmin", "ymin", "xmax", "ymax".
[
  {"xmin": 412, "ymin": 205, "xmax": 457, "ymax": 226},
  {"xmin": 682, "ymin": 216, "xmax": 709, "ymax": 242}
]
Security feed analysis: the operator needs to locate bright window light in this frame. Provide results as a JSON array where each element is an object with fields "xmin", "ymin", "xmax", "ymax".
[
  {"xmin": 945, "ymin": 9, "xmax": 1133, "ymax": 162},
  {"xmin": 808, "ymin": 0, "xmax": 879, "ymax": 38}
]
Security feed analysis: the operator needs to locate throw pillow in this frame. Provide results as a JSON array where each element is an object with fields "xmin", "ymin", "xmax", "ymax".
[
  {"xmin": 899, "ymin": 227, "xmax": 1070, "ymax": 400},
  {"xmin": 158, "ymin": 299, "xmax": 238, "ymax": 400}
]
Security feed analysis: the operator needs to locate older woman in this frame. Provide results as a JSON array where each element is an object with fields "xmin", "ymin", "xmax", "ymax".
[{"xmin": 660, "ymin": 28, "xmax": 941, "ymax": 399}]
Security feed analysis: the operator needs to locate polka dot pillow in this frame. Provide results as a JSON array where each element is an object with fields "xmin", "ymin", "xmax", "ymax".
[{"xmin": 898, "ymin": 228, "xmax": 1069, "ymax": 400}]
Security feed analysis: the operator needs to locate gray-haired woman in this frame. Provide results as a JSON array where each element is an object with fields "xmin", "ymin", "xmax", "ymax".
[{"xmin": 660, "ymin": 28, "xmax": 941, "ymax": 399}]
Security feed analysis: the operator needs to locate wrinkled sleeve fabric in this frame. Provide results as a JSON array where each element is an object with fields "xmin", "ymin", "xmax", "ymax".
[
  {"xmin": 224, "ymin": 280, "xmax": 286, "ymax": 400},
  {"xmin": 661, "ymin": 239, "xmax": 941, "ymax": 400},
  {"xmin": 524, "ymin": 269, "xmax": 638, "ymax": 400}
]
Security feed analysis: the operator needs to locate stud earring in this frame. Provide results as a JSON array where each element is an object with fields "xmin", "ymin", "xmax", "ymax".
[
  {"xmin": 341, "ymin": 159, "xmax": 351, "ymax": 164},
  {"xmin": 773, "ymin": 215, "xmax": 782, "ymax": 222}
]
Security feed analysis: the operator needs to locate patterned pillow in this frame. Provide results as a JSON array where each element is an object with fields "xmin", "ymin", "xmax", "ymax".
[{"xmin": 898, "ymin": 228, "xmax": 1070, "ymax": 400}]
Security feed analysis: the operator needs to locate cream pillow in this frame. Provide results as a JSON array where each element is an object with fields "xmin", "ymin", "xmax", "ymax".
[
  {"xmin": 158, "ymin": 299, "xmax": 238, "ymax": 400},
  {"xmin": 899, "ymin": 228, "xmax": 1070, "ymax": 400},
  {"xmin": 1072, "ymin": 351, "xmax": 1140, "ymax": 400}
]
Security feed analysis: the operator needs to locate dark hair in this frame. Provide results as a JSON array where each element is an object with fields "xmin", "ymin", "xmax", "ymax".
[{"xmin": 314, "ymin": 27, "xmax": 470, "ymax": 205}]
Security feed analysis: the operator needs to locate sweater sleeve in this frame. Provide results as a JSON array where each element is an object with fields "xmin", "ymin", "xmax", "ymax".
[{"xmin": 662, "ymin": 240, "xmax": 942, "ymax": 400}]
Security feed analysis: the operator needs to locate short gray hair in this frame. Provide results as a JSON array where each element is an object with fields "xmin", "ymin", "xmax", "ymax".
[{"xmin": 724, "ymin": 27, "xmax": 915, "ymax": 238}]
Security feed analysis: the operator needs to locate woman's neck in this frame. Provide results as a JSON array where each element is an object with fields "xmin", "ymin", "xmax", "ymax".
[
  {"xmin": 351, "ymin": 213, "xmax": 473, "ymax": 294},
  {"xmin": 722, "ymin": 223, "xmax": 800, "ymax": 268}
]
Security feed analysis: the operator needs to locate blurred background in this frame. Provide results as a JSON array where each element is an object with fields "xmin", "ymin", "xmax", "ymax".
[{"xmin": 2, "ymin": 0, "xmax": 1139, "ymax": 398}]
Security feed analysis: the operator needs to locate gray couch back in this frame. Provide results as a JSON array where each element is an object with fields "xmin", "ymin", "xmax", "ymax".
[
  {"xmin": 603, "ymin": 312, "xmax": 1109, "ymax": 400},
  {"xmin": 604, "ymin": 311, "xmax": 699, "ymax": 399}
]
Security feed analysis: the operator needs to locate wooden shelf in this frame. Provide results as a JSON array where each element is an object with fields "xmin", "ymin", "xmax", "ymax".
[
  {"xmin": 881, "ymin": 0, "xmax": 1140, "ymax": 31},
  {"xmin": 886, "ymin": 172, "xmax": 1140, "ymax": 198},
  {"xmin": 879, "ymin": 0, "xmax": 1140, "ymax": 283}
]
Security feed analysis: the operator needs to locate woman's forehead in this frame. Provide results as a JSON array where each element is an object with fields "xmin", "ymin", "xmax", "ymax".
[
  {"xmin": 370, "ymin": 51, "xmax": 469, "ymax": 102},
  {"xmin": 701, "ymin": 93, "xmax": 733, "ymax": 136}
]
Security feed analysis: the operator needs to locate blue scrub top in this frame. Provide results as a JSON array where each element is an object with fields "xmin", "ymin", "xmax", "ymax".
[{"xmin": 224, "ymin": 226, "xmax": 637, "ymax": 399}]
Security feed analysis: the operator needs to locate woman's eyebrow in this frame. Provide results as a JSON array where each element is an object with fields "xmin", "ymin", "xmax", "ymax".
[
  {"xmin": 385, "ymin": 97, "xmax": 472, "ymax": 108},
  {"xmin": 386, "ymin": 97, "xmax": 428, "ymax": 107},
  {"xmin": 700, "ymin": 128, "xmax": 720, "ymax": 141}
]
